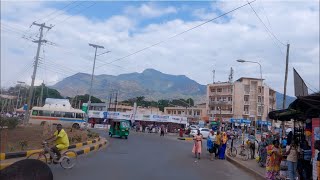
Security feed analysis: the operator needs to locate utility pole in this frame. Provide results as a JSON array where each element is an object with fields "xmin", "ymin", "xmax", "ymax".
[
  {"xmin": 114, "ymin": 91, "xmax": 118, "ymax": 112},
  {"xmin": 282, "ymin": 44, "xmax": 290, "ymax": 137},
  {"xmin": 88, "ymin": 43, "xmax": 104, "ymax": 111},
  {"xmin": 24, "ymin": 22, "xmax": 51, "ymax": 124},
  {"xmin": 212, "ymin": 69, "xmax": 215, "ymax": 84},
  {"xmin": 108, "ymin": 93, "xmax": 112, "ymax": 111},
  {"xmin": 39, "ymin": 81, "xmax": 44, "ymax": 107}
]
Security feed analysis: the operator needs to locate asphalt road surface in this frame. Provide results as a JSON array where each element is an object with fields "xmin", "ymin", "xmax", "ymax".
[{"xmin": 51, "ymin": 130, "xmax": 254, "ymax": 180}]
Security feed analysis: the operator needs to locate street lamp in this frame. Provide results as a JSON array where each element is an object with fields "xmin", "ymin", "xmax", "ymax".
[{"xmin": 236, "ymin": 59, "xmax": 264, "ymax": 138}]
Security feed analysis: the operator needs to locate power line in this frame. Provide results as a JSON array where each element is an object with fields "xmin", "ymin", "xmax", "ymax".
[
  {"xmin": 52, "ymin": 2, "xmax": 97, "ymax": 27},
  {"xmin": 35, "ymin": 1, "xmax": 78, "ymax": 23},
  {"xmin": 44, "ymin": 1, "xmax": 85, "ymax": 23},
  {"xmin": 247, "ymin": 1, "xmax": 286, "ymax": 47},
  {"xmin": 95, "ymin": 0, "xmax": 257, "ymax": 69}
]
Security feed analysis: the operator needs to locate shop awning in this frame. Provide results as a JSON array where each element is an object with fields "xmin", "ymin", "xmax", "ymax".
[{"xmin": 268, "ymin": 93, "xmax": 320, "ymax": 121}]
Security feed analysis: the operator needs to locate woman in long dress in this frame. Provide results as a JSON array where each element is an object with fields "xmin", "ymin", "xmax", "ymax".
[
  {"xmin": 266, "ymin": 140, "xmax": 282, "ymax": 180},
  {"xmin": 219, "ymin": 132, "xmax": 228, "ymax": 159},
  {"xmin": 192, "ymin": 130, "xmax": 203, "ymax": 159}
]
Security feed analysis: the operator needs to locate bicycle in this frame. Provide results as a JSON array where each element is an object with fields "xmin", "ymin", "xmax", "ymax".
[
  {"xmin": 238, "ymin": 144, "xmax": 249, "ymax": 161},
  {"xmin": 227, "ymin": 138, "xmax": 237, "ymax": 157},
  {"xmin": 27, "ymin": 141, "xmax": 77, "ymax": 169}
]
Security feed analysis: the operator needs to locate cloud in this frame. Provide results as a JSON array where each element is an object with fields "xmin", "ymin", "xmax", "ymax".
[
  {"xmin": 1, "ymin": 1, "xmax": 319, "ymax": 98},
  {"xmin": 124, "ymin": 3, "xmax": 177, "ymax": 18}
]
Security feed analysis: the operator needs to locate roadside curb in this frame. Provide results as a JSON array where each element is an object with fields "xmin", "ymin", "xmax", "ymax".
[
  {"xmin": 0, "ymin": 137, "xmax": 101, "ymax": 161},
  {"xmin": 177, "ymin": 137, "xmax": 193, "ymax": 141},
  {"xmin": 225, "ymin": 155, "xmax": 264, "ymax": 180},
  {"xmin": 0, "ymin": 139, "xmax": 107, "ymax": 170}
]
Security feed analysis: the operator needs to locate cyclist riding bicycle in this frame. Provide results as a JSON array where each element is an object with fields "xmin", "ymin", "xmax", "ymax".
[{"xmin": 45, "ymin": 124, "xmax": 70, "ymax": 161}]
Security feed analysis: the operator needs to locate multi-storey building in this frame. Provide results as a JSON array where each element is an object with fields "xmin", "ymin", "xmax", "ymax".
[
  {"xmin": 206, "ymin": 77, "xmax": 276, "ymax": 126},
  {"xmin": 164, "ymin": 104, "xmax": 208, "ymax": 122}
]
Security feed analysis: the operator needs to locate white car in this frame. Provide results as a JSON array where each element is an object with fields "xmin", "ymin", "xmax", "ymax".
[
  {"xmin": 190, "ymin": 128, "xmax": 210, "ymax": 139},
  {"xmin": 189, "ymin": 125, "xmax": 199, "ymax": 130}
]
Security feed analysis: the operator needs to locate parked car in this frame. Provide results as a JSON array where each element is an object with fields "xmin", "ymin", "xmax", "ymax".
[
  {"xmin": 190, "ymin": 128, "xmax": 210, "ymax": 138},
  {"xmin": 189, "ymin": 125, "xmax": 199, "ymax": 130}
]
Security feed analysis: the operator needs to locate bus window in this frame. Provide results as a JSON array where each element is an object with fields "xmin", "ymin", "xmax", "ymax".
[
  {"xmin": 32, "ymin": 110, "xmax": 38, "ymax": 116},
  {"xmin": 76, "ymin": 113, "xmax": 83, "ymax": 119},
  {"xmin": 64, "ymin": 112, "xmax": 74, "ymax": 118},
  {"xmin": 53, "ymin": 111, "xmax": 62, "ymax": 117}
]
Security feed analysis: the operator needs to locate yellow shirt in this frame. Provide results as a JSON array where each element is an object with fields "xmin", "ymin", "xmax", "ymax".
[
  {"xmin": 54, "ymin": 129, "xmax": 69, "ymax": 148},
  {"xmin": 216, "ymin": 134, "xmax": 221, "ymax": 145}
]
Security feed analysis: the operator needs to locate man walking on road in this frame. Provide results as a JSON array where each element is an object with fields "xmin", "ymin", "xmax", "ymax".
[{"xmin": 160, "ymin": 124, "xmax": 165, "ymax": 136}]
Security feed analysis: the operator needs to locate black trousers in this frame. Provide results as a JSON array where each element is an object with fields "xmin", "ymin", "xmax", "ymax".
[
  {"xmin": 214, "ymin": 144, "xmax": 219, "ymax": 157},
  {"xmin": 51, "ymin": 146, "xmax": 61, "ymax": 158},
  {"xmin": 160, "ymin": 131, "xmax": 164, "ymax": 136},
  {"xmin": 250, "ymin": 143, "xmax": 255, "ymax": 159}
]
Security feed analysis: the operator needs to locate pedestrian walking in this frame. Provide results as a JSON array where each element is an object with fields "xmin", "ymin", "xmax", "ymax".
[
  {"xmin": 192, "ymin": 130, "xmax": 203, "ymax": 159},
  {"xmin": 160, "ymin": 124, "xmax": 165, "ymax": 137},
  {"xmin": 207, "ymin": 130, "xmax": 216, "ymax": 161},
  {"xmin": 215, "ymin": 131, "xmax": 221, "ymax": 159},
  {"xmin": 285, "ymin": 140, "xmax": 299, "ymax": 180},
  {"xmin": 248, "ymin": 132, "xmax": 256, "ymax": 159},
  {"xmin": 258, "ymin": 137, "xmax": 268, "ymax": 167},
  {"xmin": 266, "ymin": 140, "xmax": 282, "ymax": 180},
  {"xmin": 218, "ymin": 132, "xmax": 228, "ymax": 159}
]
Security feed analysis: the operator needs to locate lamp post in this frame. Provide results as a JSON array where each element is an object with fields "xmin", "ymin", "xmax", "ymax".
[{"xmin": 237, "ymin": 59, "xmax": 264, "ymax": 139}]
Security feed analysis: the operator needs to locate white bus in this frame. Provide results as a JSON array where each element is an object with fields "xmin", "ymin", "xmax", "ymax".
[{"xmin": 30, "ymin": 106, "xmax": 87, "ymax": 129}]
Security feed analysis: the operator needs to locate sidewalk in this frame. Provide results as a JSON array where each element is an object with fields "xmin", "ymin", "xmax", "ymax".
[{"xmin": 226, "ymin": 155, "xmax": 265, "ymax": 180}]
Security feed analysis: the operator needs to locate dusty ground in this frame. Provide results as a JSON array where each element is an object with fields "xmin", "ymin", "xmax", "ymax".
[{"xmin": 0, "ymin": 124, "xmax": 98, "ymax": 153}]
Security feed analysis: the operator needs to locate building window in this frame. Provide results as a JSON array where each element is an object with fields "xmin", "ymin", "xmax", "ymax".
[
  {"xmin": 222, "ymin": 97, "xmax": 227, "ymax": 101},
  {"xmin": 168, "ymin": 110, "xmax": 171, "ymax": 114},
  {"xmin": 228, "ymin": 97, "xmax": 232, "ymax": 101},
  {"xmin": 258, "ymin": 87, "xmax": 262, "ymax": 93},
  {"xmin": 223, "ymin": 88, "xmax": 227, "ymax": 92},
  {"xmin": 244, "ymin": 105, "xmax": 249, "ymax": 112},
  {"xmin": 197, "ymin": 111, "xmax": 200, "ymax": 115},
  {"xmin": 244, "ymin": 95, "xmax": 249, "ymax": 101},
  {"xmin": 211, "ymin": 88, "xmax": 216, "ymax": 92},
  {"xmin": 217, "ymin": 97, "xmax": 222, "ymax": 101},
  {"xmin": 244, "ymin": 85, "xmax": 250, "ymax": 93},
  {"xmin": 178, "ymin": 111, "xmax": 181, "ymax": 114},
  {"xmin": 258, "ymin": 96, "xmax": 262, "ymax": 103},
  {"xmin": 217, "ymin": 88, "xmax": 222, "ymax": 92},
  {"xmin": 189, "ymin": 111, "xmax": 192, "ymax": 115}
]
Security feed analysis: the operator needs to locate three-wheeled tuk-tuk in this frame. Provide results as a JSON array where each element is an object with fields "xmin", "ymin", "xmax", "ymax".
[{"xmin": 108, "ymin": 119, "xmax": 130, "ymax": 139}]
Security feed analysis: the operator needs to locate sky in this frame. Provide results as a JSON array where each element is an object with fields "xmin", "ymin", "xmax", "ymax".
[{"xmin": 1, "ymin": 0, "xmax": 319, "ymax": 97}]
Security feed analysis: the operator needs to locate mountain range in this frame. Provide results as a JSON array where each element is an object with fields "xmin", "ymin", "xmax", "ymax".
[{"xmin": 52, "ymin": 68, "xmax": 295, "ymax": 109}]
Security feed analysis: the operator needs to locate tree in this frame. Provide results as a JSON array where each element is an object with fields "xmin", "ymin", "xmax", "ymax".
[{"xmin": 74, "ymin": 94, "xmax": 103, "ymax": 104}]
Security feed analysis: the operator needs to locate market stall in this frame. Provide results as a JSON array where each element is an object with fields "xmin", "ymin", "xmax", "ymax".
[{"xmin": 268, "ymin": 93, "xmax": 320, "ymax": 180}]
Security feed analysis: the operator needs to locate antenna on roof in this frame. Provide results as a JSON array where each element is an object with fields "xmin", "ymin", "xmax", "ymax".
[
  {"xmin": 212, "ymin": 69, "xmax": 215, "ymax": 84},
  {"xmin": 228, "ymin": 67, "xmax": 234, "ymax": 83}
]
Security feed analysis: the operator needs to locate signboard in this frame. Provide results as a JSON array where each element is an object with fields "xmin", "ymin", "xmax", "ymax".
[
  {"xmin": 230, "ymin": 118, "xmax": 251, "ymax": 124},
  {"xmin": 82, "ymin": 103, "xmax": 88, "ymax": 113}
]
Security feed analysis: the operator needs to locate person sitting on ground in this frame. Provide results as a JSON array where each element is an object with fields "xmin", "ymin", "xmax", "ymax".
[{"xmin": 45, "ymin": 124, "xmax": 69, "ymax": 161}]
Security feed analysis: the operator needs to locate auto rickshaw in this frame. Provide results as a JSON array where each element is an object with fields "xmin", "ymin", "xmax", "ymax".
[{"xmin": 108, "ymin": 119, "xmax": 130, "ymax": 139}]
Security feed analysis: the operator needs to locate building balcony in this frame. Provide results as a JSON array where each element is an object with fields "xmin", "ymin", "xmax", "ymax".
[
  {"xmin": 209, "ymin": 91, "xmax": 233, "ymax": 96},
  {"xmin": 210, "ymin": 110, "xmax": 233, "ymax": 115},
  {"xmin": 209, "ymin": 101, "xmax": 232, "ymax": 106},
  {"xmin": 243, "ymin": 111, "xmax": 250, "ymax": 115},
  {"xmin": 244, "ymin": 101, "xmax": 250, "ymax": 105}
]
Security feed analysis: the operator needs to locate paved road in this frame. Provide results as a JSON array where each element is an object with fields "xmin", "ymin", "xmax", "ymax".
[{"xmin": 51, "ymin": 130, "xmax": 254, "ymax": 180}]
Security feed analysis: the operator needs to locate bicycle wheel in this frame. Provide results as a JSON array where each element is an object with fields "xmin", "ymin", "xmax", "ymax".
[
  {"xmin": 239, "ymin": 149, "xmax": 249, "ymax": 161},
  {"xmin": 229, "ymin": 147, "xmax": 237, "ymax": 157},
  {"xmin": 27, "ymin": 152, "xmax": 47, "ymax": 164},
  {"xmin": 60, "ymin": 150, "xmax": 77, "ymax": 169}
]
